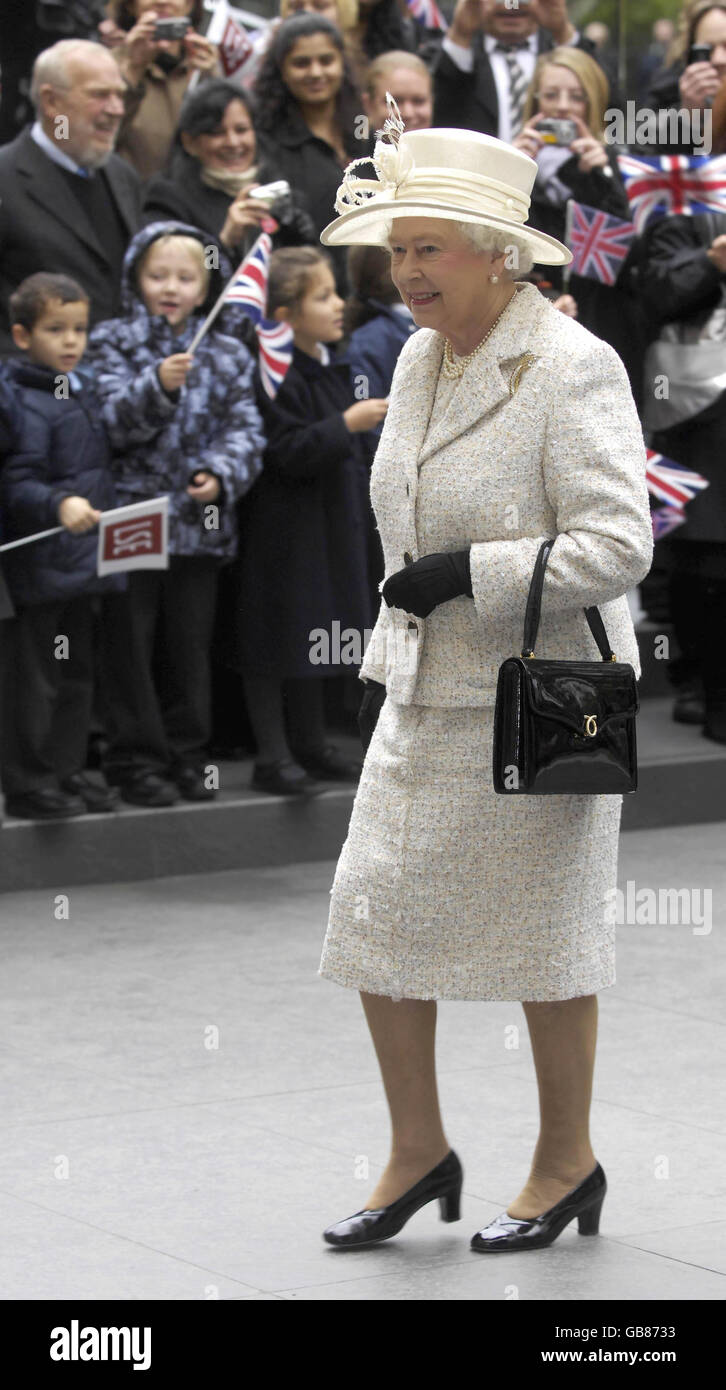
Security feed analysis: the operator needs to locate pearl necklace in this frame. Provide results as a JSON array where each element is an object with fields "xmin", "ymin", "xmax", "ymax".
[{"xmin": 441, "ymin": 292, "xmax": 516, "ymax": 380}]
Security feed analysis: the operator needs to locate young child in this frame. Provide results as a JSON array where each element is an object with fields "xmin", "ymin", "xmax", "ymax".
[
  {"xmin": 231, "ymin": 245, "xmax": 389, "ymax": 796},
  {"xmin": 87, "ymin": 222, "xmax": 265, "ymax": 806},
  {"xmin": 0, "ymin": 272, "xmax": 123, "ymax": 819}
]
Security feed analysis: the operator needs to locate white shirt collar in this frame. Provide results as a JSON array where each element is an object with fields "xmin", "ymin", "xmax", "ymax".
[
  {"xmin": 31, "ymin": 120, "xmax": 91, "ymax": 177},
  {"xmin": 485, "ymin": 31, "xmax": 539, "ymax": 56}
]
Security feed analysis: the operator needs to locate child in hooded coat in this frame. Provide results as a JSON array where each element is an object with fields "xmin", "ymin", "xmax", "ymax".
[{"xmin": 87, "ymin": 221, "xmax": 265, "ymax": 806}]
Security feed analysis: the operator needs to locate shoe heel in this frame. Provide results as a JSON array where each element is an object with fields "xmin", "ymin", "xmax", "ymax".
[
  {"xmin": 577, "ymin": 1193, "xmax": 604, "ymax": 1235},
  {"xmin": 439, "ymin": 1182, "xmax": 462, "ymax": 1223}
]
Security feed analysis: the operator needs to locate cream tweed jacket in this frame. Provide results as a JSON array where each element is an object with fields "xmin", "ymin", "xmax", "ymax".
[{"xmin": 359, "ymin": 280, "xmax": 654, "ymax": 705}]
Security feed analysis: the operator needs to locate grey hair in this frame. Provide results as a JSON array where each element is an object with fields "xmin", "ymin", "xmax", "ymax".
[
  {"xmin": 382, "ymin": 218, "xmax": 535, "ymax": 276},
  {"xmin": 30, "ymin": 39, "xmax": 110, "ymax": 109}
]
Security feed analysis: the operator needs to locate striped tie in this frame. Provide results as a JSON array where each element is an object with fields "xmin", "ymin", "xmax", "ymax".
[{"xmin": 495, "ymin": 42, "xmax": 530, "ymax": 140}]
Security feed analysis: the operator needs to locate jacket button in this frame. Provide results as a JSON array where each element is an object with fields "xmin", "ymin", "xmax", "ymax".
[
  {"xmin": 403, "ymin": 551, "xmax": 413, "ymax": 565},
  {"xmin": 408, "ymin": 620, "xmax": 418, "ymax": 631}
]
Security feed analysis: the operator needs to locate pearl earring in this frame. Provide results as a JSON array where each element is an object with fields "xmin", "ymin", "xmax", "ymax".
[{"xmin": 490, "ymin": 273, "xmax": 499, "ymax": 283}]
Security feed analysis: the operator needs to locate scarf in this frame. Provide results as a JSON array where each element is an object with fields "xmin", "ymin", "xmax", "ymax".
[
  {"xmin": 199, "ymin": 162, "xmax": 261, "ymax": 196},
  {"xmin": 535, "ymin": 144, "xmax": 574, "ymax": 206}
]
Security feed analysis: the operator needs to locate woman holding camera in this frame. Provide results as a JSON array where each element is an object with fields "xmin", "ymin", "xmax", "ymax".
[
  {"xmin": 511, "ymin": 48, "xmax": 643, "ymax": 400},
  {"xmin": 143, "ymin": 80, "xmax": 318, "ymax": 258},
  {"xmin": 644, "ymin": 2, "xmax": 726, "ymax": 154},
  {"xmin": 107, "ymin": 0, "xmax": 219, "ymax": 181}
]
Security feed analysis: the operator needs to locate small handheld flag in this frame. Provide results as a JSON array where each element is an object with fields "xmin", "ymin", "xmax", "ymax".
[
  {"xmin": 651, "ymin": 506, "xmax": 686, "ymax": 540},
  {"xmin": 224, "ymin": 232, "xmax": 295, "ymax": 399},
  {"xmin": 565, "ymin": 200, "xmax": 635, "ymax": 286},
  {"xmin": 406, "ymin": 0, "xmax": 448, "ymax": 31},
  {"xmin": 645, "ymin": 449, "xmax": 710, "ymax": 508},
  {"xmin": 617, "ymin": 153, "xmax": 726, "ymax": 232},
  {"xmin": 96, "ymin": 497, "xmax": 169, "ymax": 575}
]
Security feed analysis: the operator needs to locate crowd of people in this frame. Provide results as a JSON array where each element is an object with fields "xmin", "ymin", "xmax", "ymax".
[{"xmin": 0, "ymin": 0, "xmax": 724, "ymax": 821}]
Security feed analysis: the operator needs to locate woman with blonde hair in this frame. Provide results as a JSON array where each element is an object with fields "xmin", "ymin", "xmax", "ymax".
[{"xmin": 512, "ymin": 46, "xmax": 643, "ymax": 405}]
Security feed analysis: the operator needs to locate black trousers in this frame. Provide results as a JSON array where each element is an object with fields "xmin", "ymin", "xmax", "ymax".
[
  {"xmin": 0, "ymin": 594, "xmax": 95, "ymax": 796},
  {"xmin": 667, "ymin": 542, "xmax": 726, "ymax": 712},
  {"xmin": 99, "ymin": 556, "xmax": 220, "ymax": 779}
]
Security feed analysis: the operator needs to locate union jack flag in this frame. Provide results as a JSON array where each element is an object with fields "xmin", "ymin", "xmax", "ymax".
[
  {"xmin": 565, "ymin": 200, "xmax": 635, "ymax": 285},
  {"xmin": 617, "ymin": 153, "xmax": 726, "ymax": 233},
  {"xmin": 225, "ymin": 233, "xmax": 294, "ymax": 399},
  {"xmin": 645, "ymin": 449, "xmax": 710, "ymax": 508},
  {"xmin": 406, "ymin": 0, "xmax": 448, "ymax": 31},
  {"xmin": 651, "ymin": 506, "xmax": 686, "ymax": 540}
]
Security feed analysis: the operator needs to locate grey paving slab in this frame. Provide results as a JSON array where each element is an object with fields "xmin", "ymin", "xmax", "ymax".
[
  {"xmin": 0, "ymin": 822, "xmax": 723, "ymax": 1299},
  {"xmin": 0, "ymin": 1192, "xmax": 264, "ymax": 1301},
  {"xmin": 276, "ymin": 1240, "xmax": 726, "ymax": 1301}
]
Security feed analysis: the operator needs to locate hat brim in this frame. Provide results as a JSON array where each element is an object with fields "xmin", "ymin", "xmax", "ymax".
[{"xmin": 320, "ymin": 199, "xmax": 572, "ymax": 267}]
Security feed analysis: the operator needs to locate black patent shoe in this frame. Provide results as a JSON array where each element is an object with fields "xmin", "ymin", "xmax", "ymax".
[
  {"xmin": 323, "ymin": 1150, "xmax": 463, "ymax": 1248},
  {"xmin": 4, "ymin": 787, "xmax": 86, "ymax": 820},
  {"xmin": 60, "ymin": 773, "xmax": 118, "ymax": 813},
  {"xmin": 470, "ymin": 1162, "xmax": 606, "ymax": 1253},
  {"xmin": 293, "ymin": 743, "xmax": 363, "ymax": 781},
  {"xmin": 251, "ymin": 758, "xmax": 322, "ymax": 796}
]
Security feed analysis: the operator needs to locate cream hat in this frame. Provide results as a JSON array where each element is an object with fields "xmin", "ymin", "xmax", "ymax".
[{"xmin": 320, "ymin": 96, "xmax": 571, "ymax": 267}]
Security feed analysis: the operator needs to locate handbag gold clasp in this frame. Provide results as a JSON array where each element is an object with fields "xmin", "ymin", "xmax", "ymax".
[{"xmin": 584, "ymin": 714, "xmax": 598, "ymax": 737}]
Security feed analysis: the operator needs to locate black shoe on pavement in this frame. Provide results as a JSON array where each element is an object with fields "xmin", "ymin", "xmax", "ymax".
[
  {"xmin": 292, "ymin": 743, "xmax": 363, "ymax": 781},
  {"xmin": 323, "ymin": 1150, "xmax": 464, "ymax": 1247},
  {"xmin": 672, "ymin": 686, "xmax": 706, "ymax": 724},
  {"xmin": 112, "ymin": 771, "xmax": 180, "ymax": 807},
  {"xmin": 470, "ymin": 1162, "xmax": 607, "ymax": 1253},
  {"xmin": 251, "ymin": 758, "xmax": 323, "ymax": 796},
  {"xmin": 60, "ymin": 772, "xmax": 118, "ymax": 813},
  {"xmin": 173, "ymin": 765, "xmax": 217, "ymax": 801},
  {"xmin": 4, "ymin": 787, "xmax": 86, "ymax": 820}
]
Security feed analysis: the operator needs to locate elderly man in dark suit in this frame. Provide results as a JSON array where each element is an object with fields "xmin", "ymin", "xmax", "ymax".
[
  {"xmin": 432, "ymin": 0, "xmax": 616, "ymax": 139},
  {"xmin": 0, "ymin": 39, "xmax": 141, "ymax": 356}
]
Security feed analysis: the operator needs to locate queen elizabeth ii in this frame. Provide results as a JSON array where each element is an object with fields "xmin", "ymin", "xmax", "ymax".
[{"xmin": 315, "ymin": 99, "xmax": 653, "ymax": 1252}]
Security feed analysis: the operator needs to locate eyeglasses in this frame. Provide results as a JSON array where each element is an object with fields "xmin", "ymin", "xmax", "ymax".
[{"xmin": 536, "ymin": 89, "xmax": 587, "ymax": 104}]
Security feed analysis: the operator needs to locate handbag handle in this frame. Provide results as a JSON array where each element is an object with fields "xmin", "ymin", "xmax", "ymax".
[{"xmin": 522, "ymin": 538, "xmax": 616, "ymax": 662}]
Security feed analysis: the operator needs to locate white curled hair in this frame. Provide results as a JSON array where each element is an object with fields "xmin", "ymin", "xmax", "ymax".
[
  {"xmin": 30, "ymin": 39, "xmax": 103, "ymax": 109},
  {"xmin": 382, "ymin": 218, "xmax": 535, "ymax": 276}
]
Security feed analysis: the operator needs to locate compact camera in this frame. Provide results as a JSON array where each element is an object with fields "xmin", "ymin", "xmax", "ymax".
[
  {"xmin": 537, "ymin": 117, "xmax": 578, "ymax": 146},
  {"xmin": 248, "ymin": 180, "xmax": 291, "ymax": 209},
  {"xmin": 689, "ymin": 43, "xmax": 713, "ymax": 64},
  {"xmin": 154, "ymin": 17, "xmax": 191, "ymax": 40}
]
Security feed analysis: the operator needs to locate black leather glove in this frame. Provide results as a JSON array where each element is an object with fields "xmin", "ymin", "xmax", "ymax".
[
  {"xmin": 381, "ymin": 550, "xmax": 473, "ymax": 619},
  {"xmin": 358, "ymin": 679, "xmax": 386, "ymax": 752}
]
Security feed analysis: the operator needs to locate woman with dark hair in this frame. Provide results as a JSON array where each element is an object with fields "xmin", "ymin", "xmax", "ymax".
[
  {"xmin": 143, "ymin": 79, "xmax": 317, "ymax": 256},
  {"xmin": 253, "ymin": 13, "xmax": 364, "ymax": 294},
  {"xmin": 107, "ymin": 0, "xmax": 219, "ymax": 180},
  {"xmin": 643, "ymin": 1, "xmax": 726, "ymax": 153}
]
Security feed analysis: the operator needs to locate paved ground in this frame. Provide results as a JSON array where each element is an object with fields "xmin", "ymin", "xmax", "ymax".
[{"xmin": 0, "ymin": 820, "xmax": 724, "ymax": 1301}]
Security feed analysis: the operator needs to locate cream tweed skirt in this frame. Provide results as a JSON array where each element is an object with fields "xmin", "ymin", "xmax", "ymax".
[{"xmin": 318, "ymin": 696, "xmax": 624, "ymax": 1002}]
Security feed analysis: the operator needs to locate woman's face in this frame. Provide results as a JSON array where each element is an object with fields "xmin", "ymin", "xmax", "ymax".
[
  {"xmin": 282, "ymin": 0, "xmax": 341, "ymax": 26},
  {"xmin": 388, "ymin": 218, "xmax": 502, "ymax": 337},
  {"xmin": 280, "ymin": 33, "xmax": 344, "ymax": 107},
  {"xmin": 535, "ymin": 63, "xmax": 589, "ymax": 125},
  {"xmin": 695, "ymin": 9, "xmax": 726, "ymax": 80},
  {"xmin": 181, "ymin": 99, "xmax": 257, "ymax": 172}
]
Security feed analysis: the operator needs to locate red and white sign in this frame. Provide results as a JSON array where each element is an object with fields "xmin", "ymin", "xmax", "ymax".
[
  {"xmin": 97, "ymin": 497, "xmax": 169, "ymax": 576},
  {"xmin": 206, "ymin": 0, "xmax": 254, "ymax": 78}
]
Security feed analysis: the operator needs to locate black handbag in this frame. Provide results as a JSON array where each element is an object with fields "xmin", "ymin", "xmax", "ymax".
[{"xmin": 493, "ymin": 538, "xmax": 639, "ymax": 795}]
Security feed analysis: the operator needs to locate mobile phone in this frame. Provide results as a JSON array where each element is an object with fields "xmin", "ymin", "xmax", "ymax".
[
  {"xmin": 537, "ymin": 117, "xmax": 578, "ymax": 146},
  {"xmin": 154, "ymin": 17, "xmax": 191, "ymax": 40},
  {"xmin": 689, "ymin": 43, "xmax": 713, "ymax": 64}
]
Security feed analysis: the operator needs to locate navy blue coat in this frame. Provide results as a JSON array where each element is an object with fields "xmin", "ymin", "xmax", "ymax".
[
  {"xmin": 348, "ymin": 302, "xmax": 418, "ymax": 446},
  {"xmin": 0, "ymin": 360, "xmax": 123, "ymax": 607},
  {"xmin": 231, "ymin": 344, "xmax": 374, "ymax": 678}
]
